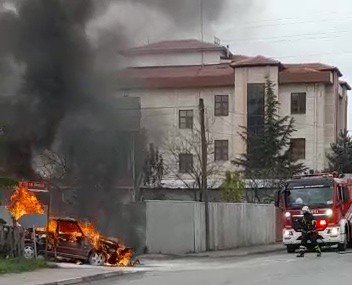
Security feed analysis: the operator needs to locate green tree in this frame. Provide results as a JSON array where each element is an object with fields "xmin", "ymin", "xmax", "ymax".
[
  {"xmin": 143, "ymin": 143, "xmax": 164, "ymax": 187},
  {"xmin": 327, "ymin": 129, "xmax": 352, "ymax": 174},
  {"xmin": 233, "ymin": 77, "xmax": 305, "ymax": 181},
  {"xmin": 220, "ymin": 171, "xmax": 245, "ymax": 203}
]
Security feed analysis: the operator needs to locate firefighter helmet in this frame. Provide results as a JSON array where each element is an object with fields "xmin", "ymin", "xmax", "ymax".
[{"xmin": 302, "ymin": 206, "xmax": 310, "ymax": 213}]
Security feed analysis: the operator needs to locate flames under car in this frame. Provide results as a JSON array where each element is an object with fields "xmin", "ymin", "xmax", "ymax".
[{"xmin": 24, "ymin": 217, "xmax": 132, "ymax": 266}]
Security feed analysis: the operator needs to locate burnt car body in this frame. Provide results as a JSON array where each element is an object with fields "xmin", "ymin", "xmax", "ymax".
[{"xmin": 24, "ymin": 217, "xmax": 128, "ymax": 266}]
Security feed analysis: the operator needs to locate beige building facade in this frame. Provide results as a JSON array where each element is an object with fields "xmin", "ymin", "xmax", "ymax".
[{"xmin": 117, "ymin": 39, "xmax": 350, "ymax": 180}]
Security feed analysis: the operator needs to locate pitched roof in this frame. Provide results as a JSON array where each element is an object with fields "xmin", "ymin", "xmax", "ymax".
[
  {"xmin": 231, "ymin": 55, "xmax": 282, "ymax": 68},
  {"xmin": 279, "ymin": 70, "xmax": 332, "ymax": 84},
  {"xmin": 122, "ymin": 39, "xmax": 227, "ymax": 55},
  {"xmin": 282, "ymin": 63, "xmax": 343, "ymax": 77},
  {"xmin": 117, "ymin": 64, "xmax": 235, "ymax": 89},
  {"xmin": 231, "ymin": 54, "xmax": 251, "ymax": 62},
  {"xmin": 279, "ymin": 62, "xmax": 343, "ymax": 84},
  {"xmin": 340, "ymin": 80, "xmax": 351, "ymax": 90}
]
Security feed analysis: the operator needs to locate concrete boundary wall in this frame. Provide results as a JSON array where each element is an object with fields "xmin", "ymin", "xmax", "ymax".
[
  {"xmin": 145, "ymin": 201, "xmax": 205, "ymax": 254},
  {"xmin": 209, "ymin": 203, "xmax": 276, "ymax": 250},
  {"xmin": 144, "ymin": 201, "xmax": 276, "ymax": 254}
]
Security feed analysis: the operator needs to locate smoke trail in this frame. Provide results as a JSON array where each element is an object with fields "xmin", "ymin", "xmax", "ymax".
[{"xmin": 0, "ymin": 0, "xmax": 236, "ymax": 217}]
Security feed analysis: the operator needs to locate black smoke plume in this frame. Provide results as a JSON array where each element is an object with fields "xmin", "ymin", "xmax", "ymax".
[{"xmin": 0, "ymin": 0, "xmax": 229, "ymax": 217}]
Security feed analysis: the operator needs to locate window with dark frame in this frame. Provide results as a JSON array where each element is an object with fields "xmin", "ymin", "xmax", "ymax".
[
  {"xmin": 179, "ymin": 110, "xmax": 193, "ymax": 129},
  {"xmin": 215, "ymin": 95, "xmax": 229, "ymax": 116},
  {"xmin": 291, "ymin": 92, "xmax": 306, "ymax": 114},
  {"xmin": 214, "ymin": 140, "xmax": 229, "ymax": 161},
  {"xmin": 247, "ymin": 83, "xmax": 265, "ymax": 136},
  {"xmin": 179, "ymin": 153, "xmax": 193, "ymax": 173},
  {"xmin": 290, "ymin": 138, "xmax": 306, "ymax": 160}
]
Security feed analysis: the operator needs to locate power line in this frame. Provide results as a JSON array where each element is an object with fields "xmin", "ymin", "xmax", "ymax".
[
  {"xmin": 225, "ymin": 31, "xmax": 351, "ymax": 44},
  {"xmin": 273, "ymin": 51, "xmax": 352, "ymax": 59},
  {"xmin": 223, "ymin": 29, "xmax": 351, "ymax": 44},
  {"xmin": 226, "ymin": 11, "xmax": 342, "ymax": 26},
  {"xmin": 229, "ymin": 16, "xmax": 352, "ymax": 30}
]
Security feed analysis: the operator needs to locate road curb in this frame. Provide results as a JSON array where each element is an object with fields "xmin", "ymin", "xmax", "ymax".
[
  {"xmin": 184, "ymin": 246, "xmax": 284, "ymax": 259},
  {"xmin": 39, "ymin": 270, "xmax": 126, "ymax": 285},
  {"xmin": 137, "ymin": 244, "xmax": 285, "ymax": 261}
]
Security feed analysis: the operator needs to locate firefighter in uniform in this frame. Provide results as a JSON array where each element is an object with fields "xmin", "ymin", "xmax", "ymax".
[{"xmin": 297, "ymin": 206, "xmax": 322, "ymax": 257}]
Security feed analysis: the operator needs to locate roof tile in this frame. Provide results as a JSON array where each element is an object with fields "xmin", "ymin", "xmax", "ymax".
[{"xmin": 117, "ymin": 64, "xmax": 234, "ymax": 89}]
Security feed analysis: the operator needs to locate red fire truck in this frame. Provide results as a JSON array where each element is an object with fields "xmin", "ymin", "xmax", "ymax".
[{"xmin": 275, "ymin": 174, "xmax": 352, "ymax": 253}]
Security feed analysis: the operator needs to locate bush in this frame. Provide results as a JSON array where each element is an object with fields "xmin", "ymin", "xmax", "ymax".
[{"xmin": 221, "ymin": 171, "xmax": 245, "ymax": 203}]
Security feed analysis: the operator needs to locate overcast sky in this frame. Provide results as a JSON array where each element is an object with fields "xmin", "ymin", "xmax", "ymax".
[
  {"xmin": 218, "ymin": 0, "xmax": 352, "ymax": 129},
  {"xmin": 116, "ymin": 0, "xmax": 352, "ymax": 129}
]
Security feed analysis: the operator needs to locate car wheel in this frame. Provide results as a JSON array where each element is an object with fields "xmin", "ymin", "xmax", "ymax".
[
  {"xmin": 23, "ymin": 244, "xmax": 35, "ymax": 259},
  {"xmin": 89, "ymin": 251, "xmax": 106, "ymax": 266},
  {"xmin": 338, "ymin": 233, "xmax": 347, "ymax": 251},
  {"xmin": 286, "ymin": 245, "xmax": 296, "ymax": 253}
]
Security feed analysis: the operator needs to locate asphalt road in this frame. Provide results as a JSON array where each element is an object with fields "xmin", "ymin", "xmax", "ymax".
[{"xmin": 84, "ymin": 250, "xmax": 352, "ymax": 285}]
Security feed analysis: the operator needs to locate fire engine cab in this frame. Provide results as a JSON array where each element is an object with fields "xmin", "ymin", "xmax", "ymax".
[{"xmin": 275, "ymin": 174, "xmax": 352, "ymax": 253}]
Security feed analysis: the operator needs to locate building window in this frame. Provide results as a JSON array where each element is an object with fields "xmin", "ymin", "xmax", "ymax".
[
  {"xmin": 290, "ymin": 138, "xmax": 306, "ymax": 160},
  {"xmin": 247, "ymin": 84, "xmax": 265, "ymax": 136},
  {"xmin": 179, "ymin": 110, "xmax": 193, "ymax": 129},
  {"xmin": 215, "ymin": 95, "xmax": 229, "ymax": 116},
  {"xmin": 247, "ymin": 83, "xmax": 265, "ymax": 155},
  {"xmin": 291, "ymin": 92, "xmax": 306, "ymax": 114},
  {"xmin": 179, "ymin": 153, "xmax": 193, "ymax": 173},
  {"xmin": 215, "ymin": 140, "xmax": 229, "ymax": 161}
]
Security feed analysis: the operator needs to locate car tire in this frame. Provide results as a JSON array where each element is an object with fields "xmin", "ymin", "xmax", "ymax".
[
  {"xmin": 23, "ymin": 244, "xmax": 35, "ymax": 260},
  {"xmin": 338, "ymin": 233, "xmax": 347, "ymax": 252},
  {"xmin": 286, "ymin": 245, "xmax": 296, "ymax": 253},
  {"xmin": 89, "ymin": 251, "xmax": 106, "ymax": 266}
]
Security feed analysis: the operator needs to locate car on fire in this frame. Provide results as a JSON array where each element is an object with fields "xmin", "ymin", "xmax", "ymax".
[{"xmin": 23, "ymin": 217, "xmax": 132, "ymax": 266}]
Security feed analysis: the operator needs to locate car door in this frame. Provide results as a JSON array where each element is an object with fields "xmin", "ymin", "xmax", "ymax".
[{"xmin": 56, "ymin": 220, "xmax": 87, "ymax": 259}]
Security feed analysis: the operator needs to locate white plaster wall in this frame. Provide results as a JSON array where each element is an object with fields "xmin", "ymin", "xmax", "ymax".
[
  {"xmin": 116, "ymin": 85, "xmax": 244, "ymax": 179},
  {"xmin": 279, "ymin": 83, "xmax": 326, "ymax": 171},
  {"xmin": 127, "ymin": 51, "xmax": 221, "ymax": 67},
  {"xmin": 324, "ymin": 73, "xmax": 339, "ymax": 152},
  {"xmin": 234, "ymin": 65, "xmax": 279, "ymax": 164},
  {"xmin": 337, "ymin": 85, "xmax": 348, "ymax": 133}
]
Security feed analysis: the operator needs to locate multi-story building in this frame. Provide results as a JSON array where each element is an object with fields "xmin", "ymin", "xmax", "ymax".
[{"xmin": 117, "ymin": 39, "xmax": 350, "ymax": 180}]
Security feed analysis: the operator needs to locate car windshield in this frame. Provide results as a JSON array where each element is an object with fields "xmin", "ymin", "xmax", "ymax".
[{"xmin": 286, "ymin": 186, "xmax": 333, "ymax": 208}]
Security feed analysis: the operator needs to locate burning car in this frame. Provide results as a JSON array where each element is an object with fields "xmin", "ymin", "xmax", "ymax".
[
  {"xmin": 24, "ymin": 217, "xmax": 133, "ymax": 266},
  {"xmin": 6, "ymin": 183, "xmax": 133, "ymax": 266}
]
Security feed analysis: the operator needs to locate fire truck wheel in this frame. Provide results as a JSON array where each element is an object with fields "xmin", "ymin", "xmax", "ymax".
[
  {"xmin": 23, "ymin": 244, "xmax": 35, "ymax": 260},
  {"xmin": 338, "ymin": 234, "xmax": 347, "ymax": 251},
  {"xmin": 286, "ymin": 245, "xmax": 296, "ymax": 253},
  {"xmin": 89, "ymin": 251, "xmax": 106, "ymax": 266}
]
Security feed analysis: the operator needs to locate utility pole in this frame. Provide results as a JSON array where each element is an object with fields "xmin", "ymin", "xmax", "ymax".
[
  {"xmin": 199, "ymin": 98, "xmax": 210, "ymax": 251},
  {"xmin": 200, "ymin": 0, "xmax": 204, "ymax": 66}
]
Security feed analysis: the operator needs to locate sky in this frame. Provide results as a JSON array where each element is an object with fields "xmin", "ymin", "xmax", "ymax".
[
  {"xmin": 218, "ymin": 0, "xmax": 352, "ymax": 129},
  {"xmin": 113, "ymin": 0, "xmax": 352, "ymax": 129}
]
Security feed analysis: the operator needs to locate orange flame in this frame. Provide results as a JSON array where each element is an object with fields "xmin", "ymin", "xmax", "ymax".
[
  {"xmin": 79, "ymin": 221, "xmax": 101, "ymax": 249},
  {"xmin": 117, "ymin": 247, "xmax": 133, "ymax": 267},
  {"xmin": 7, "ymin": 186, "xmax": 44, "ymax": 220},
  {"xmin": 79, "ymin": 221, "xmax": 133, "ymax": 267},
  {"xmin": 48, "ymin": 219, "xmax": 57, "ymax": 233}
]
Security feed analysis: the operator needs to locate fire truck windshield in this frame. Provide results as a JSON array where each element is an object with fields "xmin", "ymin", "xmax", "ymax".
[{"xmin": 286, "ymin": 186, "xmax": 333, "ymax": 209}]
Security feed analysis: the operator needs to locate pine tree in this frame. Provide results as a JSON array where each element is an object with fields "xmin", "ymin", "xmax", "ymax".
[
  {"xmin": 327, "ymin": 130, "xmax": 352, "ymax": 174},
  {"xmin": 233, "ymin": 77, "xmax": 305, "ymax": 179}
]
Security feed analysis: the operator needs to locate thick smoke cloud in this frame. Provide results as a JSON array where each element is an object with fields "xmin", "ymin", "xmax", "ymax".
[{"xmin": 0, "ymin": 0, "xmax": 229, "ymax": 217}]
